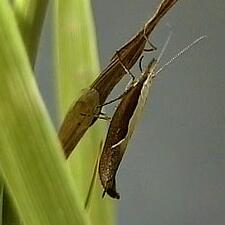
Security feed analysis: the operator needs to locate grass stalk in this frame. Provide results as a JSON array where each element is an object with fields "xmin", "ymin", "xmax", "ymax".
[
  {"xmin": 54, "ymin": 0, "xmax": 115, "ymax": 224},
  {"xmin": 0, "ymin": 1, "xmax": 91, "ymax": 225}
]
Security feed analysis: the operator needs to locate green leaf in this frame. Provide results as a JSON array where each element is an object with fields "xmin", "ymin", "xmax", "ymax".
[
  {"xmin": 13, "ymin": 0, "xmax": 49, "ymax": 66},
  {"xmin": 0, "ymin": 1, "xmax": 91, "ymax": 225},
  {"xmin": 0, "ymin": 181, "xmax": 3, "ymax": 225},
  {"xmin": 2, "ymin": 187, "xmax": 22, "ymax": 225},
  {"xmin": 2, "ymin": 2, "xmax": 50, "ymax": 224},
  {"xmin": 54, "ymin": 0, "xmax": 115, "ymax": 224}
]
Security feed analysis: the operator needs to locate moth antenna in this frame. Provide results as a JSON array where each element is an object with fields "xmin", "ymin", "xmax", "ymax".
[
  {"xmin": 157, "ymin": 30, "xmax": 173, "ymax": 64},
  {"xmin": 147, "ymin": 30, "xmax": 173, "ymax": 74},
  {"xmin": 141, "ymin": 31, "xmax": 172, "ymax": 75},
  {"xmin": 155, "ymin": 35, "xmax": 207, "ymax": 76}
]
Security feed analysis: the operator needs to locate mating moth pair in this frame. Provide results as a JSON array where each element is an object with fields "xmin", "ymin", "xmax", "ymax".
[{"xmin": 58, "ymin": 0, "xmax": 182, "ymax": 199}]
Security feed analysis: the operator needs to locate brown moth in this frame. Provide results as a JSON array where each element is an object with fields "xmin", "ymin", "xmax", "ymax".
[
  {"xmin": 59, "ymin": 89, "xmax": 100, "ymax": 158},
  {"xmin": 99, "ymin": 59, "xmax": 158, "ymax": 199},
  {"xmin": 90, "ymin": 0, "xmax": 179, "ymax": 105},
  {"xmin": 98, "ymin": 35, "xmax": 207, "ymax": 199},
  {"xmin": 58, "ymin": 0, "xmax": 180, "ymax": 158}
]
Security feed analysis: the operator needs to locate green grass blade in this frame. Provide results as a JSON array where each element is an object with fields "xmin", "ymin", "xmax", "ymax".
[
  {"xmin": 84, "ymin": 141, "xmax": 102, "ymax": 210},
  {"xmin": 55, "ymin": 0, "xmax": 99, "ymax": 113},
  {"xmin": 3, "ymin": 2, "xmax": 49, "ymax": 224},
  {"xmin": 0, "ymin": 1, "xmax": 91, "ymax": 225},
  {"xmin": 2, "ymin": 187, "xmax": 22, "ymax": 225},
  {"xmin": 13, "ymin": 0, "xmax": 49, "ymax": 66},
  {"xmin": 0, "ymin": 180, "xmax": 3, "ymax": 225},
  {"xmin": 54, "ymin": 0, "xmax": 115, "ymax": 224}
]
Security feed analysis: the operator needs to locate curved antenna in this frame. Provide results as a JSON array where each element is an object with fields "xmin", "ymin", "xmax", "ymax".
[
  {"xmin": 155, "ymin": 35, "xmax": 207, "ymax": 76},
  {"xmin": 147, "ymin": 30, "xmax": 173, "ymax": 74}
]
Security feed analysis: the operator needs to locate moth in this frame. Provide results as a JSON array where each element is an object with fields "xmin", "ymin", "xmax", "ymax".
[
  {"xmin": 58, "ymin": 0, "xmax": 180, "ymax": 158},
  {"xmin": 99, "ymin": 58, "xmax": 158, "ymax": 199},
  {"xmin": 98, "ymin": 35, "xmax": 206, "ymax": 199}
]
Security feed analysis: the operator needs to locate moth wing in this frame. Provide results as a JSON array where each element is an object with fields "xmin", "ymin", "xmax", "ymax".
[{"xmin": 58, "ymin": 88, "xmax": 100, "ymax": 158}]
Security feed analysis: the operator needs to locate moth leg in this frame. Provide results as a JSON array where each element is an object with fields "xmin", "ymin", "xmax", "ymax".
[
  {"xmin": 99, "ymin": 112, "xmax": 107, "ymax": 116},
  {"xmin": 80, "ymin": 112, "xmax": 110, "ymax": 120},
  {"xmin": 115, "ymin": 50, "xmax": 135, "ymax": 81},
  {"xmin": 143, "ymin": 24, "xmax": 157, "ymax": 52},
  {"xmin": 96, "ymin": 112, "xmax": 111, "ymax": 121},
  {"xmin": 139, "ymin": 55, "xmax": 144, "ymax": 73},
  {"xmin": 99, "ymin": 88, "xmax": 130, "ymax": 107}
]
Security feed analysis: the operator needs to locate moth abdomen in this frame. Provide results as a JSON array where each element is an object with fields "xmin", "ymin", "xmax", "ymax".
[{"xmin": 102, "ymin": 178, "xmax": 120, "ymax": 199}]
